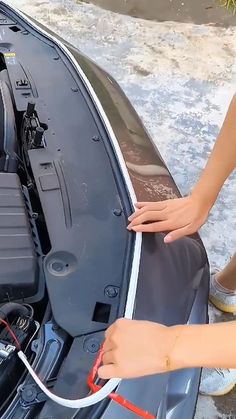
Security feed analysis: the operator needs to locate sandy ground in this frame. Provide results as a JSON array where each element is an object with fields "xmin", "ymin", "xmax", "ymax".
[{"xmin": 6, "ymin": 0, "xmax": 236, "ymax": 417}]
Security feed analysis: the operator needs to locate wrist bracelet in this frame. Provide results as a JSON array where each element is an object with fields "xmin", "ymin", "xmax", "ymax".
[{"xmin": 165, "ymin": 326, "xmax": 184, "ymax": 371}]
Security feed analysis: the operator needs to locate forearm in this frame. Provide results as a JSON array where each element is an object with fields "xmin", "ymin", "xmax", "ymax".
[
  {"xmin": 192, "ymin": 94, "xmax": 236, "ymax": 208},
  {"xmin": 170, "ymin": 321, "xmax": 236, "ymax": 370}
]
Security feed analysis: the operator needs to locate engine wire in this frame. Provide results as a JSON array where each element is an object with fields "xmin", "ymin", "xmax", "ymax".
[{"xmin": 0, "ymin": 318, "xmax": 21, "ymax": 350}]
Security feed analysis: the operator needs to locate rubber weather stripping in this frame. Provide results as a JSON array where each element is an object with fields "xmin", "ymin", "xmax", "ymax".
[{"xmin": 18, "ymin": 346, "xmax": 156, "ymax": 417}]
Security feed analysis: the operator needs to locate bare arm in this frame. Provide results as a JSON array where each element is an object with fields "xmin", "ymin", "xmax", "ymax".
[
  {"xmin": 173, "ymin": 321, "xmax": 236, "ymax": 370},
  {"xmin": 127, "ymin": 95, "xmax": 236, "ymax": 242},
  {"xmin": 192, "ymin": 93, "xmax": 236, "ymax": 206},
  {"xmin": 98, "ymin": 319, "xmax": 236, "ymax": 379}
]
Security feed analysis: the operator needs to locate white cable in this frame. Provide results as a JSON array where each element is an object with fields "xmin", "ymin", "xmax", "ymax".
[
  {"xmin": 4, "ymin": 0, "xmax": 143, "ymax": 408},
  {"xmin": 18, "ymin": 351, "xmax": 120, "ymax": 408}
]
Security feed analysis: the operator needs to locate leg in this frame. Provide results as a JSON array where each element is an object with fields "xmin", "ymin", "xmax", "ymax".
[
  {"xmin": 200, "ymin": 254, "xmax": 236, "ymax": 397},
  {"xmin": 209, "ymin": 253, "xmax": 236, "ymax": 314},
  {"xmin": 216, "ymin": 253, "xmax": 236, "ymax": 292}
]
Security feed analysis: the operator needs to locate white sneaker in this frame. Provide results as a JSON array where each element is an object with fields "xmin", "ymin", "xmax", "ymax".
[
  {"xmin": 199, "ymin": 368, "xmax": 236, "ymax": 396},
  {"xmin": 209, "ymin": 272, "xmax": 236, "ymax": 313}
]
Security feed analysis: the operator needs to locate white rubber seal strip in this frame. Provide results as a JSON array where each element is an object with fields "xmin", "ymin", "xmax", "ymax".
[
  {"xmin": 18, "ymin": 350, "xmax": 120, "ymax": 408},
  {"xmin": 2, "ymin": 0, "xmax": 142, "ymax": 408}
]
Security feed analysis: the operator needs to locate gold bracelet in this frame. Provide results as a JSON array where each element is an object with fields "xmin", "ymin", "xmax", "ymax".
[{"xmin": 165, "ymin": 326, "xmax": 184, "ymax": 371}]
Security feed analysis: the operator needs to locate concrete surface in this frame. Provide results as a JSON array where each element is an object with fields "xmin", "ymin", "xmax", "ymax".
[
  {"xmin": 7, "ymin": 0, "xmax": 236, "ymax": 417},
  {"xmin": 81, "ymin": 0, "xmax": 236, "ymax": 25}
]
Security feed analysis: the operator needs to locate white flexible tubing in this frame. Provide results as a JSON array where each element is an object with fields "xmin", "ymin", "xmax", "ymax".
[
  {"xmin": 3, "ymin": 0, "xmax": 143, "ymax": 408},
  {"xmin": 18, "ymin": 351, "xmax": 120, "ymax": 408}
]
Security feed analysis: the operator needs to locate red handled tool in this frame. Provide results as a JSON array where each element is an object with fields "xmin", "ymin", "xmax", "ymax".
[{"xmin": 87, "ymin": 347, "xmax": 156, "ymax": 419}]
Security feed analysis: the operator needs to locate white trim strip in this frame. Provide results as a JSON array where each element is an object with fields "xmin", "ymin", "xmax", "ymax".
[
  {"xmin": 2, "ymin": 0, "xmax": 142, "ymax": 408},
  {"xmin": 18, "ymin": 350, "xmax": 121, "ymax": 409}
]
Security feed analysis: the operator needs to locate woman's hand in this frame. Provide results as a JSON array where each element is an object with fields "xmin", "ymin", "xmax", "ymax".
[
  {"xmin": 98, "ymin": 319, "xmax": 179, "ymax": 380},
  {"xmin": 127, "ymin": 194, "xmax": 211, "ymax": 243}
]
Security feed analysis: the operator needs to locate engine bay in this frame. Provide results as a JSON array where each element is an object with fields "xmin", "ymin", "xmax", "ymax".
[
  {"xmin": 0, "ymin": 171, "xmax": 40, "ymax": 302},
  {"xmin": 0, "ymin": 11, "xmax": 130, "ymax": 417},
  {"xmin": 0, "ymin": 7, "xmax": 134, "ymax": 415},
  {"xmin": 0, "ymin": 81, "xmax": 52, "ymax": 413},
  {"xmin": 0, "ymin": 79, "xmax": 45, "ymax": 304}
]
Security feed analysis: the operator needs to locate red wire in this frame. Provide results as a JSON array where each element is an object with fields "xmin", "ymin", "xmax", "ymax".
[
  {"xmin": 87, "ymin": 347, "xmax": 156, "ymax": 419},
  {"xmin": 0, "ymin": 318, "xmax": 21, "ymax": 350}
]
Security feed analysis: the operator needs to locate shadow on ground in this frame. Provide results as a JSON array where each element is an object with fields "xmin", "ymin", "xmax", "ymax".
[{"xmin": 81, "ymin": 0, "xmax": 236, "ymax": 25}]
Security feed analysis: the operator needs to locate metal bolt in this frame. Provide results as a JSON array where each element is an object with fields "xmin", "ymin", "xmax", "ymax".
[
  {"xmin": 113, "ymin": 209, "xmax": 122, "ymax": 216},
  {"xmin": 31, "ymin": 212, "xmax": 38, "ymax": 220},
  {"xmin": 92, "ymin": 136, "xmax": 100, "ymax": 142},
  {"xmin": 105, "ymin": 286, "xmax": 119, "ymax": 298},
  {"xmin": 21, "ymin": 385, "xmax": 37, "ymax": 403},
  {"xmin": 83, "ymin": 338, "xmax": 100, "ymax": 354},
  {"xmin": 71, "ymin": 87, "xmax": 78, "ymax": 92},
  {"xmin": 51, "ymin": 261, "xmax": 64, "ymax": 272},
  {"xmin": 52, "ymin": 323, "xmax": 59, "ymax": 331},
  {"xmin": 31, "ymin": 340, "xmax": 39, "ymax": 353}
]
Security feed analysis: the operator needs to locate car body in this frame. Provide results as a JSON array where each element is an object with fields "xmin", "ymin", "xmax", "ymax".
[{"xmin": 0, "ymin": 2, "xmax": 209, "ymax": 418}]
